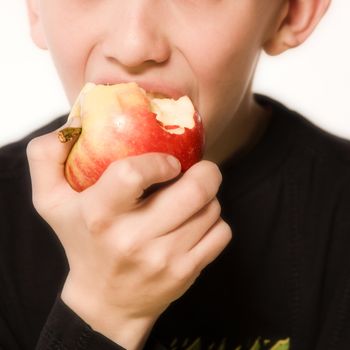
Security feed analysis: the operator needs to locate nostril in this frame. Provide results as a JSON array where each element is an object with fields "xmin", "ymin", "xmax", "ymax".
[
  {"xmin": 101, "ymin": 22, "xmax": 170, "ymax": 69},
  {"xmin": 104, "ymin": 41, "xmax": 170, "ymax": 69}
]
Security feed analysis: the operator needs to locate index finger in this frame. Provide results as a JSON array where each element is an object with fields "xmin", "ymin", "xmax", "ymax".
[
  {"xmin": 26, "ymin": 129, "xmax": 77, "ymax": 208},
  {"xmin": 80, "ymin": 152, "xmax": 182, "ymax": 216}
]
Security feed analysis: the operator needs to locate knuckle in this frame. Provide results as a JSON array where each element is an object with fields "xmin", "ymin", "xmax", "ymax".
[
  {"xmin": 186, "ymin": 179, "xmax": 211, "ymax": 206},
  {"xmin": 208, "ymin": 198, "xmax": 222, "ymax": 219},
  {"xmin": 147, "ymin": 253, "xmax": 168, "ymax": 274},
  {"xmin": 84, "ymin": 209, "xmax": 110, "ymax": 235},
  {"xmin": 115, "ymin": 162, "xmax": 144, "ymax": 188},
  {"xmin": 199, "ymin": 161, "xmax": 222, "ymax": 184},
  {"xmin": 218, "ymin": 220, "xmax": 233, "ymax": 242},
  {"xmin": 209, "ymin": 162, "xmax": 223, "ymax": 182},
  {"xmin": 170, "ymin": 261, "xmax": 196, "ymax": 282},
  {"xmin": 116, "ymin": 236, "xmax": 141, "ymax": 258},
  {"xmin": 26, "ymin": 136, "xmax": 45, "ymax": 161},
  {"xmin": 156, "ymin": 155, "xmax": 173, "ymax": 176}
]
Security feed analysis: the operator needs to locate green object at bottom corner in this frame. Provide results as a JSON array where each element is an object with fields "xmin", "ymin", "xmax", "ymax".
[{"xmin": 234, "ymin": 337, "xmax": 290, "ymax": 350}]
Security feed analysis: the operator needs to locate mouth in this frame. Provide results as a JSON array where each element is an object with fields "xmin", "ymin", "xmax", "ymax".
[{"xmin": 91, "ymin": 78, "xmax": 186, "ymax": 101}]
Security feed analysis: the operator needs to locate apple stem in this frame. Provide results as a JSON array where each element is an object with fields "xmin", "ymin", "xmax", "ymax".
[{"xmin": 58, "ymin": 127, "xmax": 82, "ymax": 143}]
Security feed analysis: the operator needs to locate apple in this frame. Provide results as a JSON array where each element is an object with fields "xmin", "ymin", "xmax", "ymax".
[{"xmin": 58, "ymin": 82, "xmax": 204, "ymax": 192}]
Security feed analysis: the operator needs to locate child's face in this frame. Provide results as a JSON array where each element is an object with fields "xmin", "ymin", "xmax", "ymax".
[{"xmin": 29, "ymin": 0, "xmax": 284, "ymax": 148}]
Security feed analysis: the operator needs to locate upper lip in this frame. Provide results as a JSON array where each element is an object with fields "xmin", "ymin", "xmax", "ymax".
[{"xmin": 91, "ymin": 78, "xmax": 186, "ymax": 100}]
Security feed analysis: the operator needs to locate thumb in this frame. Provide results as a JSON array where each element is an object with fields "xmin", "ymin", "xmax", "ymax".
[{"xmin": 26, "ymin": 127, "xmax": 76, "ymax": 211}]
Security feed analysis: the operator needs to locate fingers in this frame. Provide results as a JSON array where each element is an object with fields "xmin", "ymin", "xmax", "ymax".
[
  {"xmin": 160, "ymin": 198, "xmax": 222, "ymax": 253},
  {"xmin": 188, "ymin": 218, "xmax": 232, "ymax": 271},
  {"xmin": 26, "ymin": 128, "xmax": 77, "ymax": 212},
  {"xmin": 152, "ymin": 197, "xmax": 230, "ymax": 273},
  {"xmin": 136, "ymin": 160, "xmax": 222, "ymax": 237},
  {"xmin": 80, "ymin": 153, "xmax": 182, "ymax": 220}
]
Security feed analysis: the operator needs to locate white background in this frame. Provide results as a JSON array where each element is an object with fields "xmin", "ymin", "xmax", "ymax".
[{"xmin": 0, "ymin": 0, "xmax": 349, "ymax": 147}]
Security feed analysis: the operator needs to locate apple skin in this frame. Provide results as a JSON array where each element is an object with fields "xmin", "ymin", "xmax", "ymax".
[{"xmin": 63, "ymin": 85, "xmax": 204, "ymax": 192}]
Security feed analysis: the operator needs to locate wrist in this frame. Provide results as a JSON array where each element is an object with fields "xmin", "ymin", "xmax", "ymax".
[{"xmin": 61, "ymin": 276, "xmax": 157, "ymax": 350}]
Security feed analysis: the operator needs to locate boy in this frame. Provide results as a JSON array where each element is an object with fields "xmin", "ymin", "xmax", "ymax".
[{"xmin": 1, "ymin": 0, "xmax": 349, "ymax": 349}]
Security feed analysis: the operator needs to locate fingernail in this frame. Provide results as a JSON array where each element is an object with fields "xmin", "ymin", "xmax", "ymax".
[{"xmin": 167, "ymin": 156, "xmax": 181, "ymax": 170}]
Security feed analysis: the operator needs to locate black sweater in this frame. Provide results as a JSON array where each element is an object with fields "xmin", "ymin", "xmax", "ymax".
[{"xmin": 1, "ymin": 96, "xmax": 350, "ymax": 350}]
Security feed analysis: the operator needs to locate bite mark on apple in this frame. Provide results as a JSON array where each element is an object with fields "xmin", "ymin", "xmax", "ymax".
[{"xmin": 150, "ymin": 96, "xmax": 195, "ymax": 135}]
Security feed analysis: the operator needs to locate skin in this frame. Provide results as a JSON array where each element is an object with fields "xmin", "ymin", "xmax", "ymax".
[{"xmin": 25, "ymin": 0, "xmax": 331, "ymax": 349}]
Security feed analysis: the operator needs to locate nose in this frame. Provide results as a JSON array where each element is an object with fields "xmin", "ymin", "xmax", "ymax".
[{"xmin": 101, "ymin": 1, "xmax": 171, "ymax": 70}]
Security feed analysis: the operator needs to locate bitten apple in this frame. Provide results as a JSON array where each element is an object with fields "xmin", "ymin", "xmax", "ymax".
[{"xmin": 58, "ymin": 82, "xmax": 204, "ymax": 192}]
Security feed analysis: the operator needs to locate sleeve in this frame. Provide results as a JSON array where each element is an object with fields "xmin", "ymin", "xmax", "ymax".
[
  {"xmin": 35, "ymin": 296, "xmax": 126, "ymax": 350},
  {"xmin": 36, "ymin": 297, "xmax": 169, "ymax": 350}
]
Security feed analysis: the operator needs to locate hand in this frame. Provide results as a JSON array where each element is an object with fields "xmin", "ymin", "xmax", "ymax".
[{"xmin": 27, "ymin": 129, "xmax": 232, "ymax": 349}]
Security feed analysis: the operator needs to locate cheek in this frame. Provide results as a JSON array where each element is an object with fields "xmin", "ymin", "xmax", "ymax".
[
  {"xmin": 183, "ymin": 19, "xmax": 262, "ymax": 142},
  {"xmin": 195, "ymin": 26, "xmax": 260, "ymax": 101},
  {"xmin": 39, "ymin": 3, "xmax": 98, "ymax": 104},
  {"xmin": 199, "ymin": 39, "xmax": 259, "ymax": 118}
]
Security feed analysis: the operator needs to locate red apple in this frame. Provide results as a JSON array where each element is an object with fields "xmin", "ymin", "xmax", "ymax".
[{"xmin": 58, "ymin": 82, "xmax": 204, "ymax": 192}]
